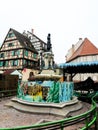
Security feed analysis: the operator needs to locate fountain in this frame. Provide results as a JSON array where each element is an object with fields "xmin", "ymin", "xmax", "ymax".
[
  {"xmin": 17, "ymin": 80, "xmax": 74, "ymax": 103},
  {"xmin": 8, "ymin": 34, "xmax": 82, "ymax": 117}
]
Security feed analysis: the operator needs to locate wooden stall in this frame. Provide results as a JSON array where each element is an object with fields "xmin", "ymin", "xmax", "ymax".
[{"xmin": 0, "ymin": 74, "xmax": 18, "ymax": 97}]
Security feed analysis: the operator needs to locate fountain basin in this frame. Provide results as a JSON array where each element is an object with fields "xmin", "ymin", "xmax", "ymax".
[{"xmin": 7, "ymin": 96, "xmax": 82, "ymax": 117}]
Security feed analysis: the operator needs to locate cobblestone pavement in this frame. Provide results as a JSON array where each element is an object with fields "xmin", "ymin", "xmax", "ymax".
[{"xmin": 0, "ymin": 97, "xmax": 93, "ymax": 130}]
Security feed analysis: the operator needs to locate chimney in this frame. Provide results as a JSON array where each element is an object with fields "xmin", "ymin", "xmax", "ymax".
[
  {"xmin": 79, "ymin": 38, "xmax": 82, "ymax": 40},
  {"xmin": 72, "ymin": 44, "xmax": 74, "ymax": 54},
  {"xmin": 23, "ymin": 30, "xmax": 28, "ymax": 37},
  {"xmin": 31, "ymin": 29, "xmax": 34, "ymax": 35}
]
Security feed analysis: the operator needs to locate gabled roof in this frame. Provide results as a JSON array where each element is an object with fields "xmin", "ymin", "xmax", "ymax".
[
  {"xmin": 27, "ymin": 31, "xmax": 47, "ymax": 45},
  {"xmin": 3, "ymin": 69, "xmax": 22, "ymax": 79},
  {"xmin": 12, "ymin": 28, "xmax": 38, "ymax": 53},
  {"xmin": 3, "ymin": 28, "xmax": 38, "ymax": 54},
  {"xmin": 67, "ymin": 38, "xmax": 98, "ymax": 62}
]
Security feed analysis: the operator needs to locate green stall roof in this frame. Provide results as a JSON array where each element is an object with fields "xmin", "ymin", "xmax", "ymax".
[{"xmin": 58, "ymin": 61, "xmax": 98, "ymax": 74}]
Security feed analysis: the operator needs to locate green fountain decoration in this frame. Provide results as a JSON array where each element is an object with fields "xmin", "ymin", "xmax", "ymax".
[
  {"xmin": 17, "ymin": 81, "xmax": 74, "ymax": 103},
  {"xmin": 17, "ymin": 82, "xmax": 25, "ymax": 98}
]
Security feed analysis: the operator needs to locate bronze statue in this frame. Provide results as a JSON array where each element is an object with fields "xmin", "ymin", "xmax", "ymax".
[{"xmin": 47, "ymin": 33, "xmax": 52, "ymax": 51}]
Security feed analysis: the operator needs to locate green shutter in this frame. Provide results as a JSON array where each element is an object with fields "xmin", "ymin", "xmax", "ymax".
[
  {"xmin": 26, "ymin": 51, "xmax": 28, "ymax": 56},
  {"xmin": 18, "ymin": 50, "xmax": 20, "ymax": 55},
  {"xmin": 24, "ymin": 50, "xmax": 28, "ymax": 56},
  {"xmin": 33, "ymin": 53, "xmax": 37, "ymax": 59},
  {"xmin": 5, "ymin": 61, "xmax": 8, "ymax": 66},
  {"xmin": 12, "ymin": 51, "xmax": 15, "ymax": 56},
  {"xmin": 0, "ymin": 61, "xmax": 3, "ymax": 67},
  {"xmin": 24, "ymin": 59, "xmax": 26, "ymax": 64},
  {"xmin": 11, "ymin": 60, "xmax": 14, "ymax": 66}
]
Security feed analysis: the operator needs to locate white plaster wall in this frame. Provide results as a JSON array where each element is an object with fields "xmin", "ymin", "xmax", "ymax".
[
  {"xmin": 69, "ymin": 55, "xmax": 98, "ymax": 81},
  {"xmin": 22, "ymin": 69, "xmax": 39, "ymax": 81}
]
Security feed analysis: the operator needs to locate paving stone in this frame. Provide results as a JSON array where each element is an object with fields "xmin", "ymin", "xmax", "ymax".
[{"xmin": 0, "ymin": 97, "xmax": 91, "ymax": 129}]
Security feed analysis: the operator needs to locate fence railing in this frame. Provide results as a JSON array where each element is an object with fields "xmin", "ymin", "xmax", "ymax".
[{"xmin": 0, "ymin": 92, "xmax": 98, "ymax": 130}]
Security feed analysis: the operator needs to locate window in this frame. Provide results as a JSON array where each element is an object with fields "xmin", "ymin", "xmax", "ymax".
[
  {"xmin": 11, "ymin": 50, "xmax": 20, "ymax": 56},
  {"xmin": 7, "ymin": 33, "xmax": 15, "ymax": 38},
  {"xmin": 15, "ymin": 50, "xmax": 20, "ymax": 56},
  {"xmin": 8, "ymin": 51, "xmax": 11, "ymax": 57},
  {"xmin": 8, "ymin": 43, "xmax": 14, "ymax": 47},
  {"xmin": 93, "ymin": 55, "xmax": 97, "ymax": 61},
  {"xmin": 3, "ymin": 61, "xmax": 6, "ymax": 67},
  {"xmin": 0, "ymin": 53, "xmax": 4, "ymax": 58},
  {"xmin": 14, "ymin": 60, "xmax": 18, "ymax": 66},
  {"xmin": 11, "ymin": 60, "xmax": 14, "ymax": 66},
  {"xmin": 25, "ymin": 50, "xmax": 28, "ymax": 56},
  {"xmin": 28, "ymin": 61, "xmax": 31, "ymax": 65},
  {"xmin": 11, "ymin": 60, "xmax": 18, "ymax": 66},
  {"xmin": 23, "ymin": 59, "xmax": 27, "ymax": 65},
  {"xmin": 33, "ymin": 53, "xmax": 37, "ymax": 59}
]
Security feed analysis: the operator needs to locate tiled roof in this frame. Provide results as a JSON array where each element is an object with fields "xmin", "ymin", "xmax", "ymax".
[
  {"xmin": 67, "ymin": 38, "xmax": 98, "ymax": 62},
  {"xmin": 10, "ymin": 28, "xmax": 38, "ymax": 54}
]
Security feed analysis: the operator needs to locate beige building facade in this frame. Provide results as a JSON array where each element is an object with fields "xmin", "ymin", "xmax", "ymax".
[{"xmin": 66, "ymin": 38, "xmax": 98, "ymax": 82}]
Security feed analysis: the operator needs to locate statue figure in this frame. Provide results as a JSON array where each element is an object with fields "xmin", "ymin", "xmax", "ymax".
[
  {"xmin": 47, "ymin": 33, "xmax": 52, "ymax": 51},
  {"xmin": 41, "ymin": 59, "xmax": 45, "ymax": 69}
]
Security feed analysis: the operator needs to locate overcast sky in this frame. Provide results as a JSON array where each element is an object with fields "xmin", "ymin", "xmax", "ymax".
[{"xmin": 0, "ymin": 0, "xmax": 98, "ymax": 63}]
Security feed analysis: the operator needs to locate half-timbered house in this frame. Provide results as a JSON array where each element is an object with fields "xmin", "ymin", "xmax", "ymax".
[{"xmin": 0, "ymin": 28, "xmax": 38, "ymax": 71}]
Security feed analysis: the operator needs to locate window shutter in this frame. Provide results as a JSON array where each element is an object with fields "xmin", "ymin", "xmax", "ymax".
[
  {"xmin": 11, "ymin": 60, "xmax": 14, "ymax": 66},
  {"xmin": 5, "ymin": 61, "xmax": 8, "ymax": 66},
  {"xmin": 12, "ymin": 51, "xmax": 15, "ymax": 56},
  {"xmin": 0, "ymin": 61, "xmax": 3, "ymax": 67}
]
